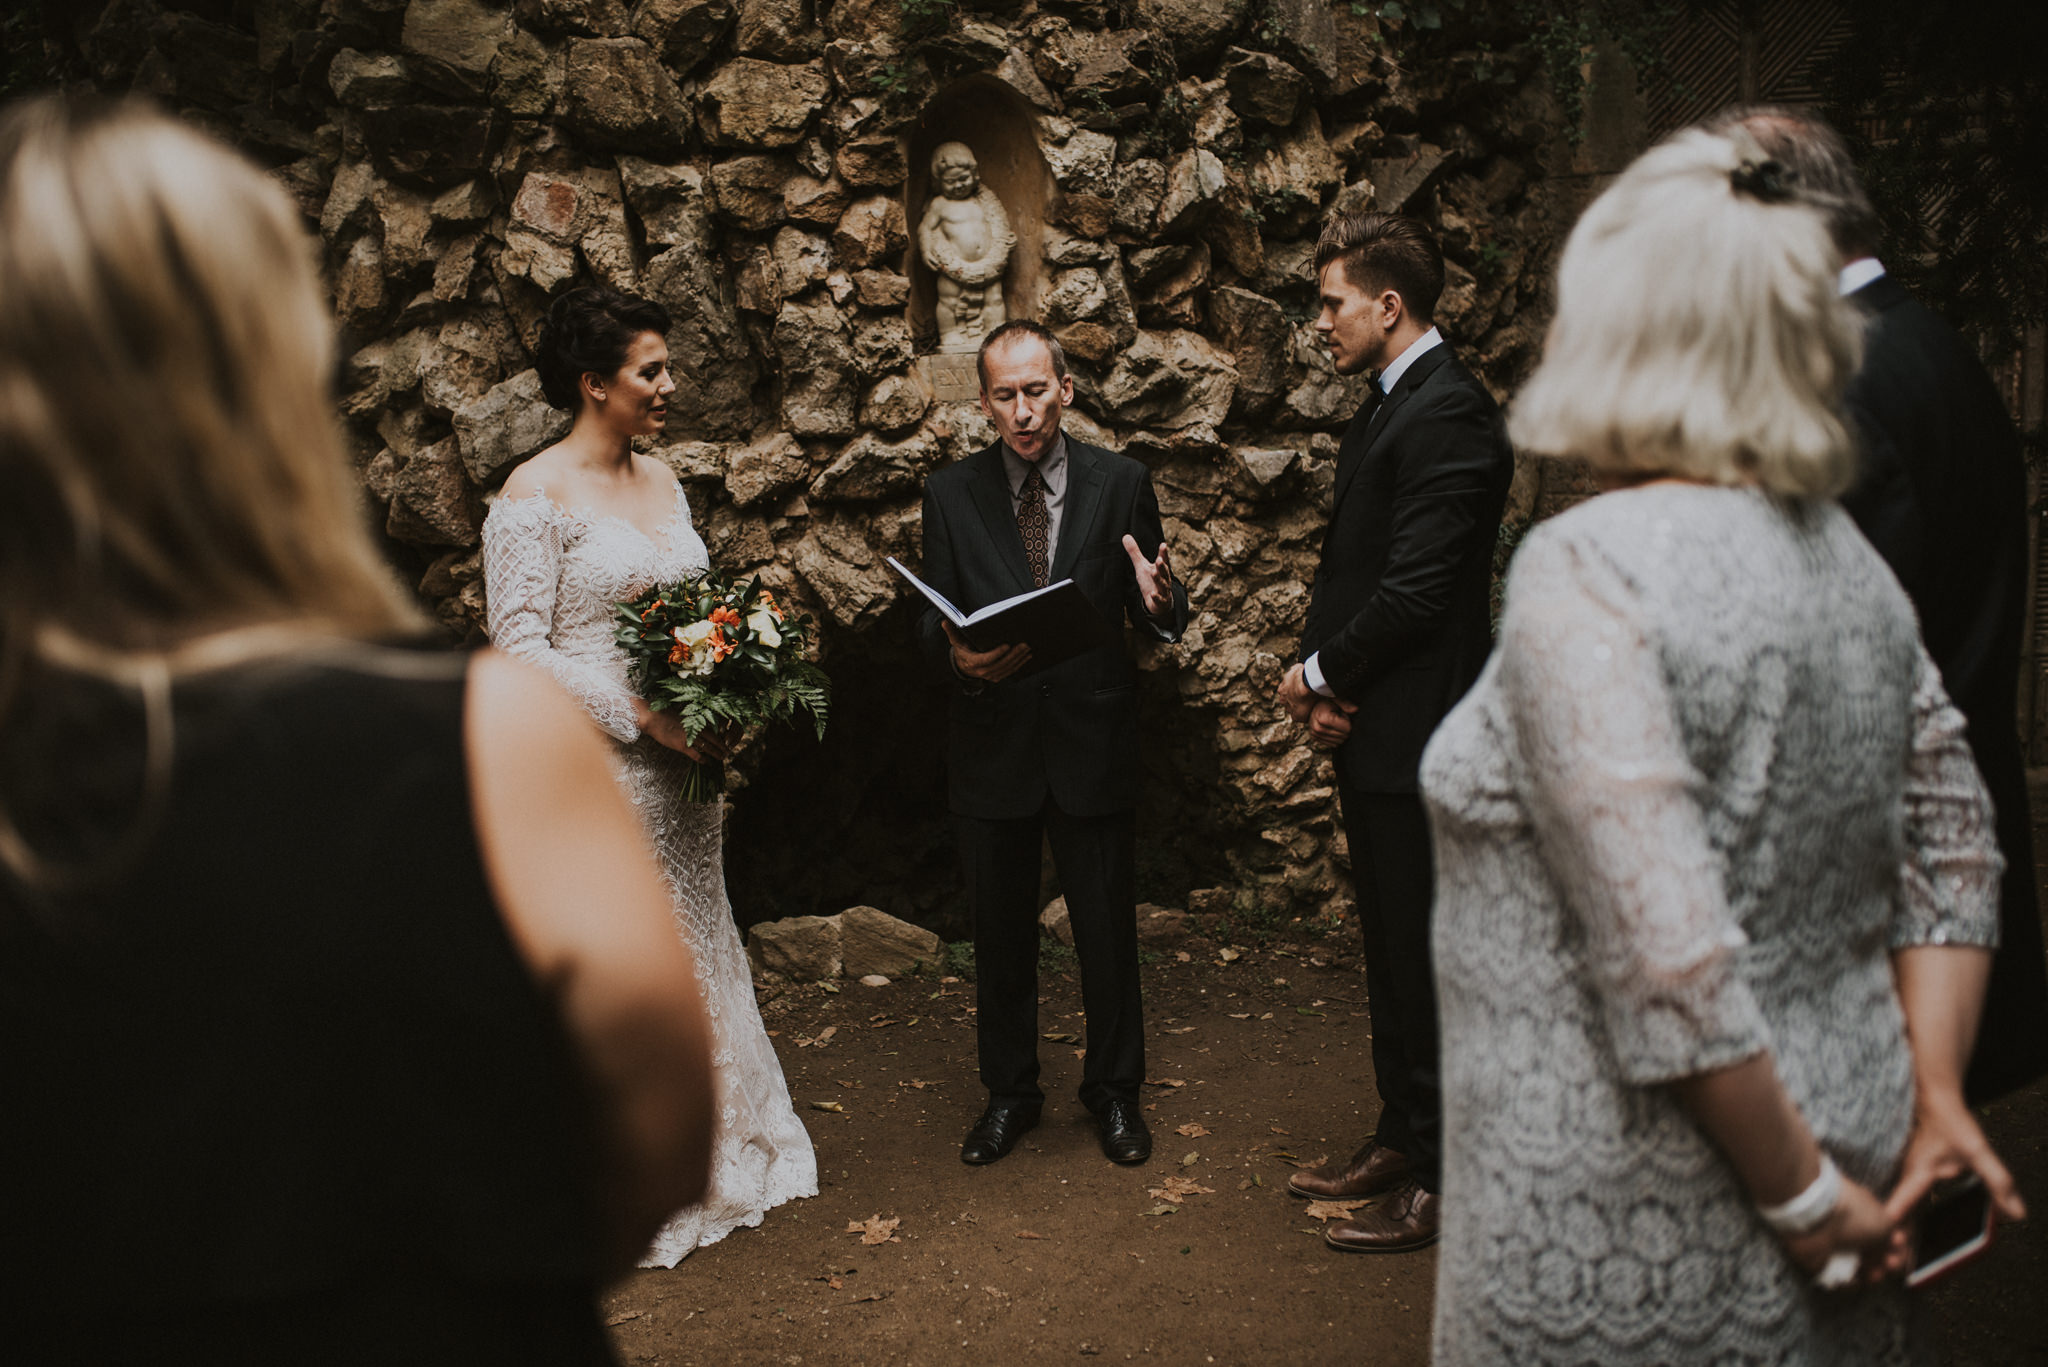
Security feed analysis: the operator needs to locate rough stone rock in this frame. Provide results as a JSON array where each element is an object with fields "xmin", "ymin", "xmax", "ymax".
[
  {"xmin": 562, "ymin": 37, "xmax": 690, "ymax": 153},
  {"xmin": 771, "ymin": 225, "xmax": 833, "ymax": 299},
  {"xmin": 808, "ymin": 428, "xmax": 936, "ymax": 502},
  {"xmin": 1207, "ymin": 285, "xmax": 1293, "ymax": 420},
  {"xmin": 723, "ymin": 430, "xmax": 809, "ymax": 506},
  {"xmin": 994, "ymin": 47, "xmax": 1057, "ymax": 109},
  {"xmin": 793, "ymin": 518, "xmax": 889, "ymax": 626},
  {"xmin": 1134, "ymin": 244, "xmax": 1210, "ymax": 330},
  {"xmin": 452, "ymin": 369, "xmax": 571, "ymax": 484},
  {"xmin": 430, "ymin": 178, "xmax": 497, "ymax": 225},
  {"xmin": 332, "ymin": 234, "xmax": 387, "ymax": 328},
  {"xmin": 783, "ymin": 171, "xmax": 851, "ymax": 226},
  {"xmin": 1043, "ymin": 266, "xmax": 1110, "ymax": 328},
  {"xmin": 850, "ymin": 315, "xmax": 913, "ymax": 377},
  {"xmin": 773, "ymin": 297, "xmax": 857, "ymax": 437},
  {"xmin": 1190, "ymin": 78, "xmax": 1243, "ymax": 162},
  {"xmin": 1097, "ymin": 329, "xmax": 1237, "ymax": 429},
  {"xmin": 1281, "ymin": 323, "xmax": 1377, "ymax": 428},
  {"xmin": 1230, "ymin": 445, "xmax": 1298, "ymax": 493},
  {"xmin": 1051, "ymin": 192, "xmax": 1114, "ymax": 240},
  {"xmin": 1039, "ymin": 896, "xmax": 1073, "ymax": 946},
  {"xmin": 431, "ymin": 231, "xmax": 484, "ymax": 302},
  {"xmin": 831, "ymin": 195, "xmax": 907, "ymax": 272},
  {"xmin": 834, "ymin": 136, "xmax": 906, "ymax": 188},
  {"xmin": 839, "ymin": 905, "xmax": 942, "ymax": 977},
  {"xmin": 852, "ymin": 268, "xmax": 910, "ymax": 310},
  {"xmin": 1135, "ymin": 903, "xmax": 1191, "ymax": 946},
  {"xmin": 421, "ymin": 312, "xmax": 518, "ymax": 415},
  {"xmin": 387, "ymin": 436, "xmax": 480, "ymax": 547},
  {"xmin": 490, "ymin": 25, "xmax": 558, "ymax": 117},
  {"xmin": 504, "ymin": 165, "xmax": 637, "ymax": 291},
  {"xmin": 708, "ymin": 154, "xmax": 792, "ymax": 230},
  {"xmin": 1261, "ymin": 0, "xmax": 1341, "ymax": 87},
  {"xmin": 1034, "ymin": 27, "xmax": 1161, "ymax": 105},
  {"xmin": 399, "ymin": 0, "xmax": 507, "ymax": 97},
  {"xmin": 748, "ymin": 914, "xmax": 843, "ymax": 980},
  {"xmin": 1221, "ymin": 47, "xmax": 1308, "ymax": 127},
  {"xmin": 1251, "ymin": 113, "xmax": 1342, "ymax": 219},
  {"xmin": 630, "ymin": 0, "xmax": 733, "ymax": 73},
  {"xmin": 320, "ymin": 157, "xmax": 378, "ymax": 242},
  {"xmin": 1111, "ymin": 157, "xmax": 1166, "ymax": 239},
  {"xmin": 373, "ymin": 182, "xmax": 434, "ymax": 273},
  {"xmin": 859, "ymin": 374, "xmax": 928, "ymax": 432},
  {"xmin": 358, "ymin": 105, "xmax": 507, "ymax": 188},
  {"xmin": 617, "ymin": 157, "xmax": 707, "ymax": 247},
  {"xmin": 700, "ymin": 58, "xmax": 830, "ymax": 148},
  {"xmin": 640, "ymin": 247, "xmax": 757, "ymax": 440},
  {"xmin": 514, "ymin": 0, "xmax": 630, "ymax": 35},
  {"xmin": 656, "ymin": 439, "xmax": 730, "ymax": 484},
  {"xmin": 1370, "ymin": 143, "xmax": 1449, "ymax": 214},
  {"xmin": 733, "ymin": 0, "xmax": 819, "ymax": 59},
  {"xmin": 1042, "ymin": 128, "xmax": 1117, "ymax": 197},
  {"xmin": 1134, "ymin": 0, "xmax": 1249, "ymax": 61},
  {"xmin": 328, "ymin": 48, "xmax": 413, "ymax": 107},
  {"xmin": 1156, "ymin": 148, "xmax": 1226, "ymax": 237}
]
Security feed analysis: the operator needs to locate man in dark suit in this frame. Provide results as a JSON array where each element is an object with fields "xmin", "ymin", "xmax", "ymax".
[
  {"xmin": 1732, "ymin": 106, "xmax": 2048, "ymax": 1104},
  {"xmin": 917, "ymin": 320, "xmax": 1190, "ymax": 1167},
  {"xmin": 1275, "ymin": 212, "xmax": 1513, "ymax": 1253}
]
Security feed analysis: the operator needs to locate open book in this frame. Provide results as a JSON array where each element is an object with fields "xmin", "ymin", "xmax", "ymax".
[{"xmin": 887, "ymin": 556, "xmax": 1111, "ymax": 674}]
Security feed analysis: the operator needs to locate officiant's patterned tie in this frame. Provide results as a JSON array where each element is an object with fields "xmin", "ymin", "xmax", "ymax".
[{"xmin": 1018, "ymin": 466, "xmax": 1050, "ymax": 587}]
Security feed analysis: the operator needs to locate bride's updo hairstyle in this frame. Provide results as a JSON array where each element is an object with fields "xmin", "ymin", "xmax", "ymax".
[
  {"xmin": 0, "ymin": 96, "xmax": 419, "ymax": 668},
  {"xmin": 1508, "ymin": 126, "xmax": 1862, "ymax": 498},
  {"xmin": 534, "ymin": 284, "xmax": 673, "ymax": 411}
]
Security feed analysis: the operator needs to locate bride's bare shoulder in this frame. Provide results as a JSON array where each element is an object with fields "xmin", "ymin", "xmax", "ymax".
[{"xmin": 500, "ymin": 445, "xmax": 575, "ymax": 502}]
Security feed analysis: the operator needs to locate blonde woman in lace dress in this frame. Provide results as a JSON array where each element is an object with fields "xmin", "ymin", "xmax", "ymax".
[
  {"xmin": 481, "ymin": 286, "xmax": 817, "ymax": 1266},
  {"xmin": 1420, "ymin": 129, "xmax": 2025, "ymax": 1363}
]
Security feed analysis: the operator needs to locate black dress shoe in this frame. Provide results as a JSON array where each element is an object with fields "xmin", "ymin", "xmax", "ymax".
[
  {"xmin": 961, "ymin": 1102, "xmax": 1041, "ymax": 1165},
  {"xmin": 1095, "ymin": 1098, "xmax": 1151, "ymax": 1164}
]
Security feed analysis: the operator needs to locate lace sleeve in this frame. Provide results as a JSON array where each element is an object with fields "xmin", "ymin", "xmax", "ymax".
[
  {"xmin": 1497, "ymin": 526, "xmax": 1771, "ymax": 1086},
  {"xmin": 1892, "ymin": 650, "xmax": 2003, "ymax": 949},
  {"xmin": 481, "ymin": 496, "xmax": 642, "ymax": 743}
]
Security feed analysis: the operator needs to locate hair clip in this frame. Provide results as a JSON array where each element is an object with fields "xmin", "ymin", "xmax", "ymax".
[{"xmin": 1731, "ymin": 157, "xmax": 1796, "ymax": 203}]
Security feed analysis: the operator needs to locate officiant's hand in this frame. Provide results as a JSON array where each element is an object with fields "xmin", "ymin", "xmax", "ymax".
[
  {"xmin": 944, "ymin": 621, "xmax": 1031, "ymax": 683},
  {"xmin": 1122, "ymin": 535, "xmax": 1176, "ymax": 617},
  {"xmin": 634, "ymin": 699, "xmax": 739, "ymax": 763},
  {"xmin": 1307, "ymin": 697, "xmax": 1357, "ymax": 749}
]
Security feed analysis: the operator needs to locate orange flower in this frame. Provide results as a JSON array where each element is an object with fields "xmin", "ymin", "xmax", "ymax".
[
  {"xmin": 709, "ymin": 626, "xmax": 734, "ymax": 661},
  {"xmin": 667, "ymin": 640, "xmax": 688, "ymax": 666},
  {"xmin": 758, "ymin": 590, "xmax": 785, "ymax": 622},
  {"xmin": 710, "ymin": 605, "xmax": 742, "ymax": 628},
  {"xmin": 641, "ymin": 598, "xmax": 666, "ymax": 622}
]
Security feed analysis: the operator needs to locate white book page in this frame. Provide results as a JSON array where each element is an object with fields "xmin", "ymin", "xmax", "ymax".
[{"xmin": 886, "ymin": 556, "xmax": 1073, "ymax": 627}]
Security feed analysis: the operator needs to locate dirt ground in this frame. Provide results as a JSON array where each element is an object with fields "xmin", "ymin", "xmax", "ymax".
[{"xmin": 605, "ymin": 911, "xmax": 2048, "ymax": 1367}]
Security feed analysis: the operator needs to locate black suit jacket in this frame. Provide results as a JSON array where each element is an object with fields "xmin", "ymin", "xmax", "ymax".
[
  {"xmin": 918, "ymin": 437, "xmax": 1190, "ymax": 820},
  {"xmin": 1841, "ymin": 273, "xmax": 2048, "ymax": 1102},
  {"xmin": 1299, "ymin": 344, "xmax": 1514, "ymax": 794}
]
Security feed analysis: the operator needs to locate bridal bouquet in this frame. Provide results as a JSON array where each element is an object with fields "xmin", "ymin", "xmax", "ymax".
[{"xmin": 615, "ymin": 572, "xmax": 830, "ymax": 803}]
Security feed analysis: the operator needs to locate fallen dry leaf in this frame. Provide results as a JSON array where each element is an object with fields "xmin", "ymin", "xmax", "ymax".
[
  {"xmin": 797, "ymin": 1025, "xmax": 838, "ymax": 1048},
  {"xmin": 1175, "ymin": 1123, "xmax": 1211, "ymax": 1138},
  {"xmin": 810, "ymin": 1100, "xmax": 845, "ymax": 1113},
  {"xmin": 1162, "ymin": 1026, "xmax": 1197, "ymax": 1035},
  {"xmin": 1043, "ymin": 1031, "xmax": 1079, "ymax": 1043},
  {"xmin": 899, "ymin": 1079, "xmax": 939, "ymax": 1090},
  {"xmin": 1147, "ymin": 1175, "xmax": 1216, "ymax": 1201},
  {"xmin": 855, "ymin": 1291, "xmax": 890, "ymax": 1303},
  {"xmin": 1145, "ymin": 1077, "xmax": 1188, "ymax": 1089},
  {"xmin": 869, "ymin": 1017, "xmax": 900, "ymax": 1028},
  {"xmin": 847, "ymin": 1214, "xmax": 901, "ymax": 1245},
  {"xmin": 1227, "ymin": 1012, "xmax": 1252, "ymax": 1020},
  {"xmin": 1175, "ymin": 950, "xmax": 1191, "ymax": 962},
  {"xmin": 983, "ymin": 1286, "xmax": 1007, "ymax": 1299},
  {"xmin": 1140, "ymin": 1203, "xmax": 1179, "ymax": 1217},
  {"xmin": 1216, "ymin": 948, "xmax": 1241, "ymax": 963},
  {"xmin": 1293, "ymin": 1153, "xmax": 1330, "ymax": 1170},
  {"xmin": 1259, "ymin": 1011, "xmax": 1275, "ymax": 1021},
  {"xmin": 1180, "ymin": 1151, "xmax": 1200, "ymax": 1167},
  {"xmin": 1302, "ymin": 1200, "xmax": 1368, "ymax": 1222},
  {"xmin": 605, "ymin": 1310, "xmax": 644, "ymax": 1326},
  {"xmin": 1270, "ymin": 1126, "xmax": 1291, "ymax": 1135},
  {"xmin": 1015, "ymin": 1230, "xmax": 1045, "ymax": 1240},
  {"xmin": 821, "ymin": 1275, "xmax": 844, "ymax": 1290}
]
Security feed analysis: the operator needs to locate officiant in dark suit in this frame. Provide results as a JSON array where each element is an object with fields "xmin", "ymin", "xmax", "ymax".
[
  {"xmin": 916, "ymin": 320, "xmax": 1190, "ymax": 1168},
  {"xmin": 1275, "ymin": 212, "xmax": 1513, "ymax": 1254},
  {"xmin": 1727, "ymin": 105, "xmax": 2048, "ymax": 1105}
]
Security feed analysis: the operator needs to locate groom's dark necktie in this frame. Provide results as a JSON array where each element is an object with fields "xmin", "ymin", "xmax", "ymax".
[{"xmin": 1018, "ymin": 466, "xmax": 1050, "ymax": 587}]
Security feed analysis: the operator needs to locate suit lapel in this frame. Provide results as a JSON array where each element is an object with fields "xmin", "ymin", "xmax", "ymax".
[
  {"xmin": 1050, "ymin": 439, "xmax": 1107, "ymax": 582},
  {"xmin": 1329, "ymin": 346, "xmax": 1453, "ymax": 519},
  {"xmin": 966, "ymin": 444, "xmax": 1037, "ymax": 595}
]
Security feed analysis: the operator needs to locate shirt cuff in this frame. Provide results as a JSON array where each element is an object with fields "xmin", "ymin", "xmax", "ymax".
[{"xmin": 1302, "ymin": 652, "xmax": 1337, "ymax": 698}]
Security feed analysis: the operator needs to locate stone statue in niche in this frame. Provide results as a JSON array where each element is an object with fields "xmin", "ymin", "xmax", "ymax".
[{"xmin": 918, "ymin": 141, "xmax": 1014, "ymax": 352}]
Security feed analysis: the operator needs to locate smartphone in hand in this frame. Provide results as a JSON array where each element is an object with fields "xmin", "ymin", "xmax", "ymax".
[{"xmin": 1905, "ymin": 1173, "xmax": 1994, "ymax": 1288}]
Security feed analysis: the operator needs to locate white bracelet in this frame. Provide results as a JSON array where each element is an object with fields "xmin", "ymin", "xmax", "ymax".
[{"xmin": 1758, "ymin": 1153, "xmax": 1842, "ymax": 1236}]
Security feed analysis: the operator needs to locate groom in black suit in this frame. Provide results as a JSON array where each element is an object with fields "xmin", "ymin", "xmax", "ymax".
[
  {"xmin": 1276, "ymin": 212, "xmax": 1512, "ymax": 1253},
  {"xmin": 1730, "ymin": 106, "xmax": 2048, "ymax": 1104},
  {"xmin": 917, "ymin": 320, "xmax": 1189, "ymax": 1167}
]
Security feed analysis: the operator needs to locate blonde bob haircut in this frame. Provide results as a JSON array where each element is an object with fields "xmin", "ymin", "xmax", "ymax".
[
  {"xmin": 1508, "ymin": 126, "xmax": 1862, "ymax": 498},
  {"xmin": 0, "ymin": 96, "xmax": 420, "ymax": 686}
]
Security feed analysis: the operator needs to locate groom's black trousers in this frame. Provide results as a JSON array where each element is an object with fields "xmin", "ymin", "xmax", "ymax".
[{"xmin": 957, "ymin": 801, "xmax": 1144, "ymax": 1113}]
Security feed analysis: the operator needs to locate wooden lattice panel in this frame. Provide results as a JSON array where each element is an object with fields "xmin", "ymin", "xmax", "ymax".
[{"xmin": 1647, "ymin": 0, "xmax": 1853, "ymax": 133}]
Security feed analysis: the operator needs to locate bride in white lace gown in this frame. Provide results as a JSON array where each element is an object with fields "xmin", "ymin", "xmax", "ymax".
[{"xmin": 479, "ymin": 286, "xmax": 816, "ymax": 1266}]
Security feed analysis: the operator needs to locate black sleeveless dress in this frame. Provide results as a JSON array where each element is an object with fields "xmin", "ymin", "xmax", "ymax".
[{"xmin": 0, "ymin": 647, "xmax": 617, "ymax": 1365}]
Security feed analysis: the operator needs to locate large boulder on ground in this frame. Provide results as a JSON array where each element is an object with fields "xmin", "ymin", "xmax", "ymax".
[
  {"xmin": 839, "ymin": 906, "xmax": 942, "ymax": 977},
  {"xmin": 1039, "ymin": 896, "xmax": 1074, "ymax": 946},
  {"xmin": 748, "ymin": 914, "xmax": 843, "ymax": 980}
]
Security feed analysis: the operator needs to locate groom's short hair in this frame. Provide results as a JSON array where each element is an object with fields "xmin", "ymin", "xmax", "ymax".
[
  {"xmin": 977, "ymin": 319, "xmax": 1068, "ymax": 389},
  {"xmin": 1315, "ymin": 211, "xmax": 1445, "ymax": 323}
]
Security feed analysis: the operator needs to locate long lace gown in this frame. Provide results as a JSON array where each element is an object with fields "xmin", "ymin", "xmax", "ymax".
[
  {"xmin": 1421, "ymin": 485, "xmax": 2000, "ymax": 1364},
  {"xmin": 481, "ymin": 482, "xmax": 817, "ymax": 1267}
]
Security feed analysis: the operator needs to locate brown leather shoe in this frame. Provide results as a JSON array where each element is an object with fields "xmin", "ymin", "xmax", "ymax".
[
  {"xmin": 1323, "ymin": 1178, "xmax": 1440, "ymax": 1254},
  {"xmin": 1287, "ymin": 1138, "xmax": 1414, "ymax": 1200}
]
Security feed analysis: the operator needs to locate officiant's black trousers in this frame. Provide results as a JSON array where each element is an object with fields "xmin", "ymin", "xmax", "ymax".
[
  {"xmin": 1339, "ymin": 787, "xmax": 1442, "ymax": 1192},
  {"xmin": 958, "ymin": 802, "xmax": 1144, "ymax": 1113}
]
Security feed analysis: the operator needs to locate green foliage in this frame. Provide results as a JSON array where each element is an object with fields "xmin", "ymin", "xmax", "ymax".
[
  {"xmin": 615, "ymin": 572, "xmax": 831, "ymax": 801},
  {"xmin": 944, "ymin": 939, "xmax": 977, "ymax": 981},
  {"xmin": 899, "ymin": 0, "xmax": 957, "ymax": 36},
  {"xmin": 1221, "ymin": 892, "xmax": 1284, "ymax": 946},
  {"xmin": 1490, "ymin": 513, "xmax": 1532, "ymax": 635},
  {"xmin": 1513, "ymin": 0, "xmax": 1679, "ymax": 142},
  {"xmin": 1038, "ymin": 938, "xmax": 1079, "ymax": 975}
]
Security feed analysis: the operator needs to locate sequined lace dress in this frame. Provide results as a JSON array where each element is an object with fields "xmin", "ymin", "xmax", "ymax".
[
  {"xmin": 1421, "ymin": 485, "xmax": 2000, "ymax": 1365},
  {"xmin": 482, "ymin": 483, "xmax": 817, "ymax": 1267}
]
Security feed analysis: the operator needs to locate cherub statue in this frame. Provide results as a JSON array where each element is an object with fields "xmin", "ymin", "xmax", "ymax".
[{"xmin": 918, "ymin": 141, "xmax": 1015, "ymax": 351}]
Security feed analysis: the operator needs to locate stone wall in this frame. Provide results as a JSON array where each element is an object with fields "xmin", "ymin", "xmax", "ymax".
[{"xmin": 50, "ymin": 0, "xmax": 1586, "ymax": 936}]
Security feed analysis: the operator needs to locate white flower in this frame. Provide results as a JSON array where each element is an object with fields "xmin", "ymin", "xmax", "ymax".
[
  {"xmin": 674, "ymin": 620, "xmax": 722, "ymax": 675},
  {"xmin": 748, "ymin": 609, "xmax": 783, "ymax": 649}
]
